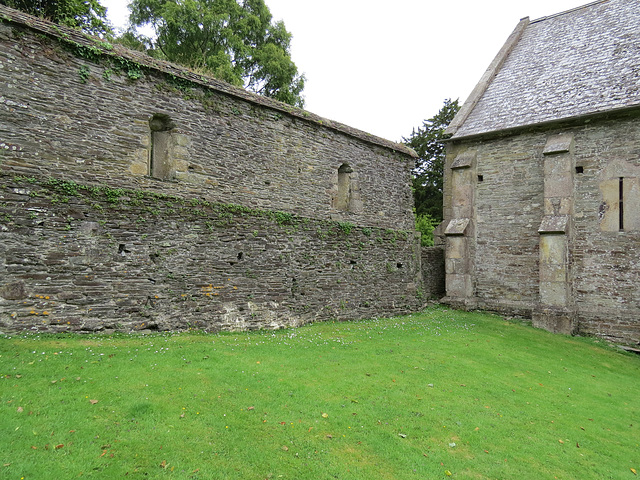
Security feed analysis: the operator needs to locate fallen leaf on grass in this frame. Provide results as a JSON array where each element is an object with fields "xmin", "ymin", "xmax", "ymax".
[
  {"xmin": 55, "ymin": 444, "xmax": 64, "ymax": 449},
  {"xmin": 89, "ymin": 399, "xmax": 98, "ymax": 405},
  {"xmin": 247, "ymin": 406, "xmax": 255, "ymax": 410},
  {"xmin": 445, "ymin": 470, "xmax": 452, "ymax": 476},
  {"xmin": 17, "ymin": 406, "xmax": 23, "ymax": 413},
  {"xmin": 558, "ymin": 440, "xmax": 564, "ymax": 444},
  {"xmin": 631, "ymin": 468, "xmax": 637, "ymax": 475},
  {"xmin": 398, "ymin": 434, "xmax": 407, "ymax": 438},
  {"xmin": 281, "ymin": 446, "xmax": 289, "ymax": 452},
  {"xmin": 321, "ymin": 413, "xmax": 329, "ymax": 418},
  {"xmin": 160, "ymin": 460, "xmax": 167, "ymax": 468},
  {"xmin": 31, "ymin": 446, "xmax": 37, "ymax": 450}
]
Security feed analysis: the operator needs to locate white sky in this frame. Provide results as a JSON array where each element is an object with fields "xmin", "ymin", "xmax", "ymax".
[{"xmin": 103, "ymin": 0, "xmax": 592, "ymax": 142}]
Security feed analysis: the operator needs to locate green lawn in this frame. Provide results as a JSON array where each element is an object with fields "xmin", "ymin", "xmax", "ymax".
[{"xmin": 1, "ymin": 307, "xmax": 638, "ymax": 479}]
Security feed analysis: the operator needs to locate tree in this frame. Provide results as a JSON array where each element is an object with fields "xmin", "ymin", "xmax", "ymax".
[
  {"xmin": 403, "ymin": 98, "xmax": 460, "ymax": 222},
  {"xmin": 0, "ymin": 0, "xmax": 112, "ymax": 36},
  {"xmin": 127, "ymin": 0, "xmax": 305, "ymax": 107}
]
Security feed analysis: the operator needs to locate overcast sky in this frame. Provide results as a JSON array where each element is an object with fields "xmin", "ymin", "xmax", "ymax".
[{"xmin": 104, "ymin": 0, "xmax": 592, "ymax": 142}]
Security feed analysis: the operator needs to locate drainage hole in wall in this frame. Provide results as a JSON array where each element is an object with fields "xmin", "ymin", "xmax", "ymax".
[
  {"xmin": 477, "ymin": 175, "xmax": 484, "ymax": 182},
  {"xmin": 237, "ymin": 252, "xmax": 244, "ymax": 260},
  {"xmin": 576, "ymin": 166, "xmax": 584, "ymax": 174},
  {"xmin": 118, "ymin": 244, "xmax": 130, "ymax": 256},
  {"xmin": 396, "ymin": 262, "xmax": 404, "ymax": 269}
]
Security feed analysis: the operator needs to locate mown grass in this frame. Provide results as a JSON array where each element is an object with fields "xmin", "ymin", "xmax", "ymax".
[{"xmin": 1, "ymin": 306, "xmax": 639, "ymax": 479}]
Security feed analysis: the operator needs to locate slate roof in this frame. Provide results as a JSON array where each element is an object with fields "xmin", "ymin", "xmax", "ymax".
[
  {"xmin": 0, "ymin": 5, "xmax": 416, "ymax": 157},
  {"xmin": 446, "ymin": 0, "xmax": 640, "ymax": 139}
]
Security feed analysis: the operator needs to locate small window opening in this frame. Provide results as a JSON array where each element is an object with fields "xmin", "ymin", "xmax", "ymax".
[
  {"xmin": 335, "ymin": 163, "xmax": 353, "ymax": 211},
  {"xmin": 575, "ymin": 166, "xmax": 584, "ymax": 174},
  {"xmin": 477, "ymin": 174, "xmax": 484, "ymax": 182},
  {"xmin": 619, "ymin": 177, "xmax": 624, "ymax": 231},
  {"xmin": 149, "ymin": 114, "xmax": 175, "ymax": 180}
]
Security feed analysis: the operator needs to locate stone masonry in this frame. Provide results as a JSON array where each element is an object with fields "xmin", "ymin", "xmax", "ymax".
[
  {"xmin": 0, "ymin": 6, "xmax": 435, "ymax": 333},
  {"xmin": 443, "ymin": 0, "xmax": 640, "ymax": 345}
]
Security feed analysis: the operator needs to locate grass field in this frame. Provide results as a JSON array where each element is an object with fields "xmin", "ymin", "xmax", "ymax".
[{"xmin": 1, "ymin": 306, "xmax": 639, "ymax": 479}]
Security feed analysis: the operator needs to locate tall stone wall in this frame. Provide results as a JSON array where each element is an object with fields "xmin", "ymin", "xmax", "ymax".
[
  {"xmin": 0, "ymin": 9, "xmax": 426, "ymax": 333},
  {"xmin": 0, "ymin": 17, "xmax": 414, "ymax": 231},
  {"xmin": 0, "ymin": 175, "xmax": 421, "ymax": 332},
  {"xmin": 443, "ymin": 112, "xmax": 640, "ymax": 345}
]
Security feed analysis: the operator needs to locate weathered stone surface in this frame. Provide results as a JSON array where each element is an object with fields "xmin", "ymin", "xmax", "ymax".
[
  {"xmin": 421, "ymin": 246, "xmax": 445, "ymax": 299},
  {"xmin": 444, "ymin": 114, "xmax": 640, "ymax": 344},
  {"xmin": 0, "ymin": 280, "xmax": 27, "ymax": 300},
  {"xmin": 0, "ymin": 10, "xmax": 441, "ymax": 333},
  {"xmin": 0, "ymin": 177, "xmax": 425, "ymax": 332}
]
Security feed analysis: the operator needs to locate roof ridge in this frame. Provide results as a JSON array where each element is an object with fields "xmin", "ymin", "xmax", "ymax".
[{"xmin": 530, "ymin": 0, "xmax": 610, "ymax": 24}]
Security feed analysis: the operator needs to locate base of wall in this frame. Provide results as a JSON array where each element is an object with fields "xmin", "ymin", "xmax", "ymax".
[
  {"xmin": 440, "ymin": 296, "xmax": 478, "ymax": 310},
  {"xmin": 532, "ymin": 307, "xmax": 576, "ymax": 335},
  {"xmin": 0, "ymin": 174, "xmax": 426, "ymax": 334}
]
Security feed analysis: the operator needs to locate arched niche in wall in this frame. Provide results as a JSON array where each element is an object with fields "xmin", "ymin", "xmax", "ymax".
[
  {"xmin": 332, "ymin": 163, "xmax": 363, "ymax": 213},
  {"xmin": 149, "ymin": 114, "xmax": 175, "ymax": 180}
]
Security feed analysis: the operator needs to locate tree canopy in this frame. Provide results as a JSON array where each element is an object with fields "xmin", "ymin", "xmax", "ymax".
[
  {"xmin": 0, "ymin": 0, "xmax": 112, "ymax": 36},
  {"xmin": 127, "ymin": 0, "xmax": 305, "ymax": 107},
  {"xmin": 403, "ymin": 98, "xmax": 460, "ymax": 222}
]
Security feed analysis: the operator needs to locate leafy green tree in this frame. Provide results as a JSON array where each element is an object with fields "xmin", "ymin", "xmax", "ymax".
[
  {"xmin": 403, "ymin": 98, "xmax": 460, "ymax": 222},
  {"xmin": 127, "ymin": 0, "xmax": 305, "ymax": 107},
  {"xmin": 415, "ymin": 213, "xmax": 437, "ymax": 247},
  {"xmin": 0, "ymin": 0, "xmax": 112, "ymax": 36}
]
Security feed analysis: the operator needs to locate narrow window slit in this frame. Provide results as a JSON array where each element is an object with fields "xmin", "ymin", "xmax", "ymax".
[{"xmin": 619, "ymin": 177, "xmax": 624, "ymax": 231}]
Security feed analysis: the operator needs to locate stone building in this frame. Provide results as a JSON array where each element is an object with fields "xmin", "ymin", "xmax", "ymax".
[
  {"xmin": 0, "ymin": 5, "xmax": 429, "ymax": 333},
  {"xmin": 442, "ymin": 0, "xmax": 640, "ymax": 344}
]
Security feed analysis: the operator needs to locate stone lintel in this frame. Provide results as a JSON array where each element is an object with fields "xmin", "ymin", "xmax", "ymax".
[
  {"xmin": 538, "ymin": 215, "xmax": 568, "ymax": 234},
  {"xmin": 451, "ymin": 150, "xmax": 476, "ymax": 170},
  {"xmin": 543, "ymin": 133, "xmax": 574, "ymax": 155},
  {"xmin": 444, "ymin": 217, "xmax": 470, "ymax": 236}
]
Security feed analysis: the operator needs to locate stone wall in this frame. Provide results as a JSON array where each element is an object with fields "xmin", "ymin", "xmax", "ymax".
[
  {"xmin": 0, "ymin": 17, "xmax": 414, "ymax": 231},
  {"xmin": 0, "ymin": 9, "xmax": 430, "ymax": 333},
  {"xmin": 421, "ymin": 246, "xmax": 445, "ymax": 299},
  {"xmin": 443, "ymin": 111, "xmax": 640, "ymax": 344},
  {"xmin": 0, "ymin": 175, "xmax": 421, "ymax": 332}
]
